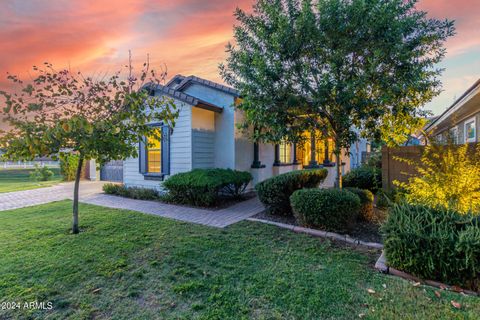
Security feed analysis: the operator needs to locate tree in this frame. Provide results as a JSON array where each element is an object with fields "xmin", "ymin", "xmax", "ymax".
[
  {"xmin": 220, "ymin": 0, "xmax": 454, "ymax": 187},
  {"xmin": 0, "ymin": 56, "xmax": 178, "ymax": 233}
]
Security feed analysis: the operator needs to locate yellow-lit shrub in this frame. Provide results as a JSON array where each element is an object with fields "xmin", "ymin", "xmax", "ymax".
[{"xmin": 395, "ymin": 143, "xmax": 480, "ymax": 214}]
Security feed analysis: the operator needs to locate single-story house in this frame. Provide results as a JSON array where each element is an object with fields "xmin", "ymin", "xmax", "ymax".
[
  {"xmin": 122, "ymin": 75, "xmax": 370, "ymax": 189},
  {"xmin": 423, "ymin": 79, "xmax": 480, "ymax": 144}
]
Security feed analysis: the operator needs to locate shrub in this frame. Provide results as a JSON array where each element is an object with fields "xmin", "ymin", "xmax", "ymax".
[
  {"xmin": 376, "ymin": 188, "xmax": 402, "ymax": 210},
  {"xmin": 345, "ymin": 187, "xmax": 374, "ymax": 221},
  {"xmin": 59, "ymin": 153, "xmax": 79, "ymax": 181},
  {"xmin": 30, "ymin": 165, "xmax": 54, "ymax": 181},
  {"xmin": 382, "ymin": 203, "xmax": 480, "ymax": 291},
  {"xmin": 163, "ymin": 169, "xmax": 253, "ymax": 207},
  {"xmin": 290, "ymin": 188, "xmax": 361, "ymax": 232},
  {"xmin": 343, "ymin": 166, "xmax": 381, "ymax": 193},
  {"xmin": 395, "ymin": 143, "xmax": 480, "ymax": 214},
  {"xmin": 102, "ymin": 183, "xmax": 159, "ymax": 200},
  {"xmin": 255, "ymin": 169, "xmax": 328, "ymax": 215}
]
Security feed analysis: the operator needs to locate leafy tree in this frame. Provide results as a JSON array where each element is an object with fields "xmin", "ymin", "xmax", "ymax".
[
  {"xmin": 0, "ymin": 57, "xmax": 178, "ymax": 233},
  {"xmin": 221, "ymin": 0, "xmax": 454, "ymax": 187}
]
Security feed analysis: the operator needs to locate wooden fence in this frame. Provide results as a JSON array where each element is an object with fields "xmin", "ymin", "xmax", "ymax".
[{"xmin": 381, "ymin": 145, "xmax": 424, "ymax": 190}]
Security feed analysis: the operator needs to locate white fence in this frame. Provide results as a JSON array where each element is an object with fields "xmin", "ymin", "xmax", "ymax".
[{"xmin": 1, "ymin": 161, "xmax": 60, "ymax": 169}]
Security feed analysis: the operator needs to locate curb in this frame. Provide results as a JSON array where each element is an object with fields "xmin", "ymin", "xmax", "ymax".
[
  {"xmin": 374, "ymin": 251, "xmax": 478, "ymax": 296},
  {"xmin": 246, "ymin": 218, "xmax": 384, "ymax": 249}
]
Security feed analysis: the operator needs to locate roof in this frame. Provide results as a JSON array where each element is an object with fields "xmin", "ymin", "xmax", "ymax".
[
  {"xmin": 166, "ymin": 74, "xmax": 239, "ymax": 97},
  {"xmin": 152, "ymin": 84, "xmax": 223, "ymax": 113},
  {"xmin": 424, "ymin": 79, "xmax": 480, "ymax": 132}
]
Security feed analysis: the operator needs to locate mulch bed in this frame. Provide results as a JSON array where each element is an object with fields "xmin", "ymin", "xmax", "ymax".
[{"xmin": 253, "ymin": 207, "xmax": 386, "ymax": 244}]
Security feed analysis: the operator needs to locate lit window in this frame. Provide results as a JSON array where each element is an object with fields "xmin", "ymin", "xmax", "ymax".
[
  {"xmin": 279, "ymin": 143, "xmax": 291, "ymax": 163},
  {"xmin": 465, "ymin": 118, "xmax": 476, "ymax": 143},
  {"xmin": 147, "ymin": 128, "xmax": 162, "ymax": 173}
]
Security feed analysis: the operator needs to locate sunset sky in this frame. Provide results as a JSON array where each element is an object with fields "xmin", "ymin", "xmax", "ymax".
[{"xmin": 1, "ymin": 0, "xmax": 479, "ymax": 117}]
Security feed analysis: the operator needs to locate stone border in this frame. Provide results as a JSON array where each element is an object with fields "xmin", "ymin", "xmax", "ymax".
[
  {"xmin": 246, "ymin": 218, "xmax": 384, "ymax": 249},
  {"xmin": 375, "ymin": 251, "xmax": 479, "ymax": 297}
]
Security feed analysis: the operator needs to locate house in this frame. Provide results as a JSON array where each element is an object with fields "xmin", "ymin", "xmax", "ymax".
[
  {"xmin": 122, "ymin": 75, "xmax": 369, "ymax": 189},
  {"xmin": 423, "ymin": 79, "xmax": 480, "ymax": 144}
]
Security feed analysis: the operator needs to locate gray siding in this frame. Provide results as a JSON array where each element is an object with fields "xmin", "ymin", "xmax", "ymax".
[
  {"xmin": 123, "ymin": 101, "xmax": 193, "ymax": 190},
  {"xmin": 192, "ymin": 129, "xmax": 215, "ymax": 169}
]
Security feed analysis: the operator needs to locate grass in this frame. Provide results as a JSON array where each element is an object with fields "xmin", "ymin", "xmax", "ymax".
[
  {"xmin": 0, "ymin": 202, "xmax": 479, "ymax": 319},
  {"xmin": 0, "ymin": 168, "xmax": 63, "ymax": 193}
]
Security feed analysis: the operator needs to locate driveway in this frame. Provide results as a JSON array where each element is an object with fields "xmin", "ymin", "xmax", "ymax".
[{"xmin": 0, "ymin": 181, "xmax": 105, "ymax": 211}]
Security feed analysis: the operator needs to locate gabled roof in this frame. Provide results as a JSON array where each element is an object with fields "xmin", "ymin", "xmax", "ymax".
[
  {"xmin": 424, "ymin": 79, "xmax": 480, "ymax": 132},
  {"xmin": 152, "ymin": 84, "xmax": 223, "ymax": 113},
  {"xmin": 166, "ymin": 74, "xmax": 239, "ymax": 97}
]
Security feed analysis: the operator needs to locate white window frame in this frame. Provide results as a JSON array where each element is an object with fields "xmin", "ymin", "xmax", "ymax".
[
  {"xmin": 464, "ymin": 117, "xmax": 476, "ymax": 143},
  {"xmin": 450, "ymin": 126, "xmax": 459, "ymax": 144}
]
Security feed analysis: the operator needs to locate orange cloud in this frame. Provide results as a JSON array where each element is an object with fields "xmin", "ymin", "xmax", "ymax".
[{"xmin": 0, "ymin": 0, "xmax": 478, "ymax": 120}]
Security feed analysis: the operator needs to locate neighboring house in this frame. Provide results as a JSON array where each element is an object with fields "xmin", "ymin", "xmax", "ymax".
[
  {"xmin": 423, "ymin": 79, "xmax": 480, "ymax": 144},
  {"xmin": 123, "ymin": 75, "xmax": 370, "ymax": 189}
]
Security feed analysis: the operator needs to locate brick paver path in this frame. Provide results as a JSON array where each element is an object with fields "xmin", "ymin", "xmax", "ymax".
[{"xmin": 0, "ymin": 182, "xmax": 265, "ymax": 228}]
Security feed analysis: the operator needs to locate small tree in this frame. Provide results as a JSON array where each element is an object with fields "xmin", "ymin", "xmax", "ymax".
[
  {"xmin": 221, "ymin": 0, "xmax": 454, "ymax": 187},
  {"xmin": 0, "ymin": 56, "xmax": 178, "ymax": 233},
  {"xmin": 395, "ymin": 143, "xmax": 480, "ymax": 214}
]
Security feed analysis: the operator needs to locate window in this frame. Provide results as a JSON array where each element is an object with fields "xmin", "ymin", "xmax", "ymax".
[
  {"xmin": 450, "ymin": 126, "xmax": 459, "ymax": 144},
  {"xmin": 146, "ymin": 128, "xmax": 162, "ymax": 173},
  {"xmin": 465, "ymin": 117, "xmax": 476, "ymax": 143},
  {"xmin": 139, "ymin": 125, "xmax": 170, "ymax": 178},
  {"xmin": 279, "ymin": 143, "xmax": 291, "ymax": 163}
]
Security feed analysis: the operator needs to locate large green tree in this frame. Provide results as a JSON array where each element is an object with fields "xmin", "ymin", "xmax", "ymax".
[
  {"xmin": 0, "ymin": 57, "xmax": 178, "ymax": 233},
  {"xmin": 221, "ymin": 0, "xmax": 454, "ymax": 187}
]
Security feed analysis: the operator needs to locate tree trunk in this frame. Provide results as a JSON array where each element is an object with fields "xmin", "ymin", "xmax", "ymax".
[
  {"xmin": 335, "ymin": 149, "xmax": 342, "ymax": 189},
  {"xmin": 72, "ymin": 155, "xmax": 84, "ymax": 234}
]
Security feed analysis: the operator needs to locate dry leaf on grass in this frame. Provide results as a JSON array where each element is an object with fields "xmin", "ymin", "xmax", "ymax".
[
  {"xmin": 434, "ymin": 291, "xmax": 441, "ymax": 298},
  {"xmin": 451, "ymin": 301, "xmax": 461, "ymax": 309},
  {"xmin": 367, "ymin": 288, "xmax": 376, "ymax": 294}
]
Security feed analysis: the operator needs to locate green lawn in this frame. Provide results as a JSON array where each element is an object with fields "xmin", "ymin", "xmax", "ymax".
[
  {"xmin": 0, "ymin": 202, "xmax": 479, "ymax": 319},
  {"xmin": 0, "ymin": 168, "xmax": 63, "ymax": 193}
]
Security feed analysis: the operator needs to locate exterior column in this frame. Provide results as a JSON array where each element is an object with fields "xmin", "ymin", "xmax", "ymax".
[
  {"xmin": 323, "ymin": 139, "xmax": 332, "ymax": 166},
  {"xmin": 306, "ymin": 131, "xmax": 319, "ymax": 168},
  {"xmin": 273, "ymin": 144, "xmax": 281, "ymax": 166},
  {"xmin": 251, "ymin": 142, "xmax": 264, "ymax": 168},
  {"xmin": 292, "ymin": 143, "xmax": 299, "ymax": 165}
]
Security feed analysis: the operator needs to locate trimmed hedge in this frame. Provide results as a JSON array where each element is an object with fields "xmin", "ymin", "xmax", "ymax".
[
  {"xmin": 345, "ymin": 187, "xmax": 374, "ymax": 221},
  {"xmin": 290, "ymin": 188, "xmax": 361, "ymax": 232},
  {"xmin": 343, "ymin": 166, "xmax": 381, "ymax": 193},
  {"xmin": 162, "ymin": 169, "xmax": 252, "ymax": 207},
  {"xmin": 103, "ymin": 183, "xmax": 159, "ymax": 200},
  {"xmin": 30, "ymin": 165, "xmax": 54, "ymax": 181},
  {"xmin": 255, "ymin": 169, "xmax": 328, "ymax": 215},
  {"xmin": 382, "ymin": 203, "xmax": 480, "ymax": 292}
]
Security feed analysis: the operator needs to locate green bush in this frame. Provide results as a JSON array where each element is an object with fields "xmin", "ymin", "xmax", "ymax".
[
  {"xmin": 376, "ymin": 188, "xmax": 402, "ymax": 210},
  {"xmin": 59, "ymin": 153, "xmax": 79, "ymax": 181},
  {"xmin": 163, "ymin": 169, "xmax": 253, "ymax": 207},
  {"xmin": 345, "ymin": 187, "xmax": 374, "ymax": 221},
  {"xmin": 395, "ymin": 143, "xmax": 480, "ymax": 214},
  {"xmin": 290, "ymin": 188, "xmax": 361, "ymax": 232},
  {"xmin": 382, "ymin": 203, "xmax": 480, "ymax": 292},
  {"xmin": 29, "ymin": 165, "xmax": 54, "ymax": 181},
  {"xmin": 343, "ymin": 166, "xmax": 381, "ymax": 193},
  {"xmin": 102, "ymin": 183, "xmax": 159, "ymax": 200},
  {"xmin": 255, "ymin": 169, "xmax": 328, "ymax": 215}
]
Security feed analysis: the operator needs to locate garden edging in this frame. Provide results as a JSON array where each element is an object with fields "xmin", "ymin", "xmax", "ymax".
[
  {"xmin": 246, "ymin": 218, "xmax": 384, "ymax": 249},
  {"xmin": 374, "ymin": 251, "xmax": 479, "ymax": 297}
]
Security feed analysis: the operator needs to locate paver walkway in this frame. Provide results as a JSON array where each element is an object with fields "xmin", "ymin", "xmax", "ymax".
[
  {"xmin": 0, "ymin": 181, "xmax": 265, "ymax": 228},
  {"xmin": 82, "ymin": 194, "xmax": 264, "ymax": 228}
]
